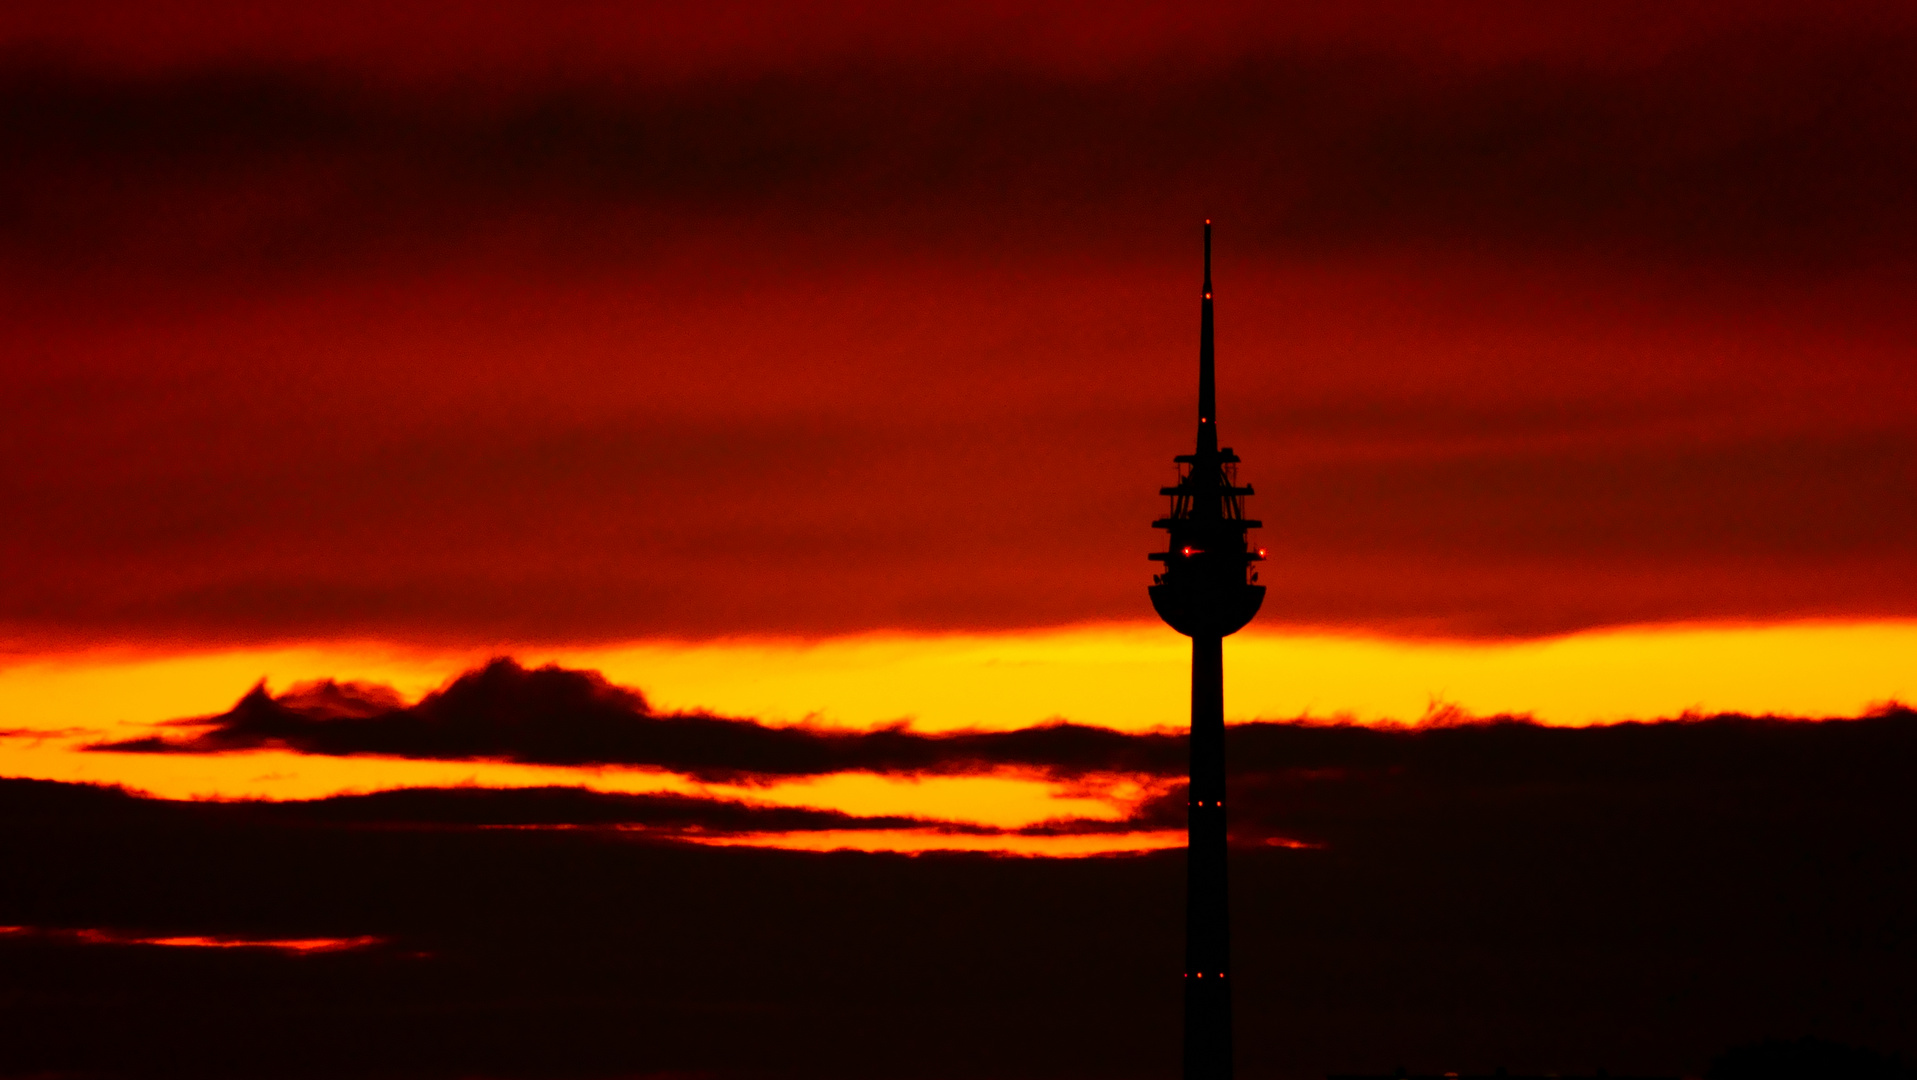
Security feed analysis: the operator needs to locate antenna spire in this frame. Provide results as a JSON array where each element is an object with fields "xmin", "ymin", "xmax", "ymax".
[
  {"xmin": 1148, "ymin": 218, "xmax": 1263, "ymax": 1080},
  {"xmin": 1198, "ymin": 220, "xmax": 1217, "ymax": 454}
]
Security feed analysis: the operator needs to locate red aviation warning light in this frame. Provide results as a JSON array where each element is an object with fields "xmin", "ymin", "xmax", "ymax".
[
  {"xmin": 1147, "ymin": 220, "xmax": 1264, "ymax": 639},
  {"xmin": 1145, "ymin": 222, "xmax": 1261, "ymax": 1080}
]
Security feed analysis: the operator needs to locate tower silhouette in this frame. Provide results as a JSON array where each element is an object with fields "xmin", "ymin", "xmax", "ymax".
[{"xmin": 1149, "ymin": 221, "xmax": 1265, "ymax": 1080}]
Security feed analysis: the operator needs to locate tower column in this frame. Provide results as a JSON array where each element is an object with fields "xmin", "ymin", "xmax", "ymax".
[
  {"xmin": 1184, "ymin": 632, "xmax": 1232, "ymax": 1080},
  {"xmin": 1148, "ymin": 222, "xmax": 1260, "ymax": 1080}
]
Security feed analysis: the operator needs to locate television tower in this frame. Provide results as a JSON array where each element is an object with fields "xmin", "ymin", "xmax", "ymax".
[{"xmin": 1149, "ymin": 221, "xmax": 1265, "ymax": 1080}]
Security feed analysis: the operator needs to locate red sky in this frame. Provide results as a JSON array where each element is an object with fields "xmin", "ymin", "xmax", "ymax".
[
  {"xmin": 1, "ymin": 13, "xmax": 1915, "ymax": 1073},
  {"xmin": 5, "ymin": 0, "xmax": 1916, "ymax": 651}
]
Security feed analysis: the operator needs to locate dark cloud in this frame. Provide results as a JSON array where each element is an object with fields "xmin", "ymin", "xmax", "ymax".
[
  {"xmin": 87, "ymin": 658, "xmax": 1182, "ymax": 781},
  {"xmin": 9, "ymin": 704, "xmax": 1917, "ymax": 1078},
  {"xmin": 1218, "ymin": 704, "xmax": 1917, "ymax": 847},
  {"xmin": 86, "ymin": 659, "xmax": 1917, "ymax": 844}
]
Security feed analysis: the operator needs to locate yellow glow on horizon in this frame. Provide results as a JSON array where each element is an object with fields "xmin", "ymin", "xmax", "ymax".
[
  {"xmin": 0, "ymin": 739, "xmax": 704, "ymax": 802},
  {"xmin": 1, "ymin": 618, "xmax": 1911, "ymax": 854},
  {"xmin": 0, "ymin": 737, "xmax": 1138, "ymax": 830},
  {"xmin": 2, "ymin": 619, "xmax": 1912, "ymax": 738},
  {"xmin": 549, "ymin": 619, "xmax": 1915, "ymax": 731},
  {"xmin": 740, "ymin": 771, "xmax": 1146, "ymax": 828}
]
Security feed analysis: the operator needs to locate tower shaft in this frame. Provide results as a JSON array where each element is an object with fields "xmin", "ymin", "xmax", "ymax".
[
  {"xmin": 1149, "ymin": 222, "xmax": 1262, "ymax": 1080},
  {"xmin": 1184, "ymin": 632, "xmax": 1232, "ymax": 1080}
]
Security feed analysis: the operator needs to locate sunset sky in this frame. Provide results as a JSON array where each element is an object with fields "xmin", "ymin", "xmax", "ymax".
[
  {"xmin": 4, "ymin": 0, "xmax": 1917, "ymax": 843},
  {"xmin": 4, "ymin": 6, "xmax": 1917, "ymax": 1079}
]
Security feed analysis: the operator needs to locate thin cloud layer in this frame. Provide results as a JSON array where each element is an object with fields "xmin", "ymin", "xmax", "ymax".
[
  {"xmin": 0, "ymin": 775, "xmax": 1004, "ymax": 837},
  {"xmin": 88, "ymin": 658, "xmax": 1182, "ymax": 782},
  {"xmin": 87, "ymin": 659, "xmax": 1917, "ymax": 827},
  {"xmin": 42, "ymin": 692, "xmax": 1917, "ymax": 849}
]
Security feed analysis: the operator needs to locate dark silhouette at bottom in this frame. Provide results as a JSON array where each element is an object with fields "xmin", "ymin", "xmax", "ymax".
[
  {"xmin": 1331, "ymin": 1073, "xmax": 1674, "ymax": 1080},
  {"xmin": 1708, "ymin": 1039, "xmax": 1916, "ymax": 1080}
]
